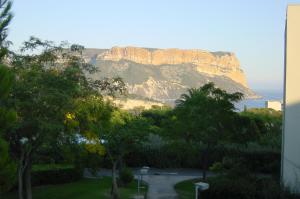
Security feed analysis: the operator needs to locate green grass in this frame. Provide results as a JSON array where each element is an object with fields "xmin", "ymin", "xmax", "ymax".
[
  {"xmin": 2, "ymin": 177, "xmax": 147, "ymax": 199},
  {"xmin": 32, "ymin": 164, "xmax": 74, "ymax": 171},
  {"xmin": 175, "ymin": 178, "xmax": 202, "ymax": 199}
]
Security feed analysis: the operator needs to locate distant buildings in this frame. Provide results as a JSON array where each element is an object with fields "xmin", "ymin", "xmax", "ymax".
[
  {"xmin": 265, "ymin": 100, "xmax": 282, "ymax": 111},
  {"xmin": 282, "ymin": 5, "xmax": 300, "ymax": 193}
]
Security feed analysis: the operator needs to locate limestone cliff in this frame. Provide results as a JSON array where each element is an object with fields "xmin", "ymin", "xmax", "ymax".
[
  {"xmin": 84, "ymin": 47, "xmax": 258, "ymax": 103},
  {"xmin": 98, "ymin": 47, "xmax": 248, "ymax": 87}
]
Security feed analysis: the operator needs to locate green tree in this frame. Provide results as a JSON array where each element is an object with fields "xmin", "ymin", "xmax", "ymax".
[
  {"xmin": 5, "ymin": 37, "xmax": 101, "ymax": 199},
  {"xmin": 174, "ymin": 83, "xmax": 243, "ymax": 180},
  {"xmin": 73, "ymin": 95, "xmax": 112, "ymax": 157},
  {"xmin": 0, "ymin": 0, "xmax": 13, "ymax": 61},
  {"xmin": 0, "ymin": 1, "xmax": 16, "ymax": 193},
  {"xmin": 141, "ymin": 106, "xmax": 172, "ymax": 128},
  {"xmin": 74, "ymin": 96, "xmax": 149, "ymax": 199},
  {"xmin": 0, "ymin": 64, "xmax": 15, "ymax": 132},
  {"xmin": 103, "ymin": 110, "xmax": 149, "ymax": 199},
  {"xmin": 240, "ymin": 108, "xmax": 282, "ymax": 150},
  {"xmin": 0, "ymin": 65, "xmax": 16, "ymax": 194},
  {"xmin": 0, "ymin": 0, "xmax": 14, "ymax": 131},
  {"xmin": 0, "ymin": 137, "xmax": 16, "ymax": 193}
]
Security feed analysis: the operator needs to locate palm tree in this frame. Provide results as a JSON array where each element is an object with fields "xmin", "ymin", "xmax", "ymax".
[
  {"xmin": 175, "ymin": 87, "xmax": 200, "ymax": 107},
  {"xmin": 174, "ymin": 82, "xmax": 243, "ymax": 179}
]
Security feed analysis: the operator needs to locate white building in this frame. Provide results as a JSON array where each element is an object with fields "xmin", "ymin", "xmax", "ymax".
[
  {"xmin": 281, "ymin": 5, "xmax": 300, "ymax": 193},
  {"xmin": 265, "ymin": 100, "xmax": 282, "ymax": 111}
]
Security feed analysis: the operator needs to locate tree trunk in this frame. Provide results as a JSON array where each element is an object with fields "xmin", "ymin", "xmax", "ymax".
[
  {"xmin": 111, "ymin": 161, "xmax": 119, "ymax": 199},
  {"xmin": 202, "ymin": 157, "xmax": 207, "ymax": 180},
  {"xmin": 202, "ymin": 145, "xmax": 210, "ymax": 181},
  {"xmin": 118, "ymin": 158, "xmax": 124, "ymax": 172},
  {"xmin": 24, "ymin": 159, "xmax": 32, "ymax": 199},
  {"xmin": 18, "ymin": 148, "xmax": 33, "ymax": 199},
  {"xmin": 18, "ymin": 151, "xmax": 25, "ymax": 199},
  {"xmin": 18, "ymin": 165, "xmax": 24, "ymax": 199}
]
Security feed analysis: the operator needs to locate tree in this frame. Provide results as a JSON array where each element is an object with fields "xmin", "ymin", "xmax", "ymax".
[
  {"xmin": 103, "ymin": 110, "xmax": 149, "ymax": 199},
  {"xmin": 0, "ymin": 65, "xmax": 16, "ymax": 194},
  {"xmin": 72, "ymin": 95, "xmax": 112, "ymax": 158},
  {"xmin": 0, "ymin": 0, "xmax": 14, "ymax": 132},
  {"xmin": 0, "ymin": 137, "xmax": 16, "ymax": 193},
  {"xmin": 74, "ymin": 96, "xmax": 149, "ymax": 199},
  {"xmin": 0, "ymin": 0, "xmax": 13, "ymax": 61},
  {"xmin": 4, "ymin": 37, "xmax": 105, "ymax": 199},
  {"xmin": 141, "ymin": 106, "xmax": 172, "ymax": 128},
  {"xmin": 0, "ymin": 64, "xmax": 15, "ymax": 132},
  {"xmin": 174, "ymin": 83, "xmax": 243, "ymax": 180},
  {"xmin": 240, "ymin": 108, "xmax": 282, "ymax": 149},
  {"xmin": 0, "ymin": 2, "xmax": 16, "ymax": 193}
]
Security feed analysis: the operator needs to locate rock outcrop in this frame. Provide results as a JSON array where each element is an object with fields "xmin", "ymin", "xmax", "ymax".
[
  {"xmin": 98, "ymin": 47, "xmax": 248, "ymax": 87},
  {"xmin": 83, "ymin": 47, "xmax": 258, "ymax": 103}
]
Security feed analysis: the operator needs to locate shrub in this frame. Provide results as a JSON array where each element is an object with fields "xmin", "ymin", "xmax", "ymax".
[
  {"xmin": 118, "ymin": 167, "xmax": 134, "ymax": 186},
  {"xmin": 241, "ymin": 150, "xmax": 281, "ymax": 175},
  {"xmin": 125, "ymin": 141, "xmax": 221, "ymax": 169},
  {"xmin": 32, "ymin": 165, "xmax": 82, "ymax": 186},
  {"xmin": 202, "ymin": 175, "xmax": 300, "ymax": 199},
  {"xmin": 203, "ymin": 175, "xmax": 257, "ymax": 199},
  {"xmin": 0, "ymin": 139, "xmax": 16, "ymax": 193},
  {"xmin": 209, "ymin": 162, "xmax": 224, "ymax": 173},
  {"xmin": 221, "ymin": 147, "xmax": 281, "ymax": 175}
]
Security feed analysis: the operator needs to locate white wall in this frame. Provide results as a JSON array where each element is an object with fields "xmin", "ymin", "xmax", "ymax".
[
  {"xmin": 282, "ymin": 5, "xmax": 300, "ymax": 193},
  {"xmin": 265, "ymin": 101, "xmax": 282, "ymax": 111}
]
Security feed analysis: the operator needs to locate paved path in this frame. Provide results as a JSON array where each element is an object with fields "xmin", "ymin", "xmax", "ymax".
[
  {"xmin": 142, "ymin": 174, "xmax": 199, "ymax": 199},
  {"xmin": 84, "ymin": 168, "xmax": 211, "ymax": 199}
]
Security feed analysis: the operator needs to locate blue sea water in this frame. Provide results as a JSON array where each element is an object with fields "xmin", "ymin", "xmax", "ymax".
[{"xmin": 235, "ymin": 89, "xmax": 283, "ymax": 111}]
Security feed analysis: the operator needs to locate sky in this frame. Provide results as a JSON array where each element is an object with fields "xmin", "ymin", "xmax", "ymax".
[{"xmin": 7, "ymin": 0, "xmax": 300, "ymax": 91}]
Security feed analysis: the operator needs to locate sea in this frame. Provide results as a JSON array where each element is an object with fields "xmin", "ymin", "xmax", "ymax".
[{"xmin": 235, "ymin": 89, "xmax": 283, "ymax": 111}]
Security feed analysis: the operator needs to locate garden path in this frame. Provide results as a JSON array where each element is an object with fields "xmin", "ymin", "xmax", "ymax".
[{"xmin": 84, "ymin": 168, "xmax": 213, "ymax": 199}]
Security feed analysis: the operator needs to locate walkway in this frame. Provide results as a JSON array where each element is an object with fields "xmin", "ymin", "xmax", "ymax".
[
  {"xmin": 84, "ymin": 168, "xmax": 210, "ymax": 199},
  {"xmin": 142, "ymin": 174, "xmax": 197, "ymax": 199}
]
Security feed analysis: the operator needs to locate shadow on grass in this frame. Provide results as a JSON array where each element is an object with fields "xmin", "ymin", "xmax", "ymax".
[{"xmin": 1, "ymin": 177, "xmax": 146, "ymax": 199}]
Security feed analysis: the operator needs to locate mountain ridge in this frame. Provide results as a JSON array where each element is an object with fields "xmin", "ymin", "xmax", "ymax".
[{"xmin": 82, "ymin": 46, "xmax": 259, "ymax": 103}]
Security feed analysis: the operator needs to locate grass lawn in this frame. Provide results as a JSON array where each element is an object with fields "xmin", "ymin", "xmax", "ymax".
[
  {"xmin": 175, "ymin": 178, "xmax": 202, "ymax": 199},
  {"xmin": 2, "ymin": 177, "xmax": 147, "ymax": 199},
  {"xmin": 32, "ymin": 164, "xmax": 74, "ymax": 171}
]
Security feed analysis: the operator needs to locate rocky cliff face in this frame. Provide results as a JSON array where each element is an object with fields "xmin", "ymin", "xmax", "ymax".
[
  {"xmin": 98, "ymin": 47, "xmax": 248, "ymax": 87},
  {"xmin": 83, "ymin": 47, "xmax": 258, "ymax": 103}
]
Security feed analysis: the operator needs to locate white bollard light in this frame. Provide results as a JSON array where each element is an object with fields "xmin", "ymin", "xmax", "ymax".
[
  {"xmin": 194, "ymin": 182, "xmax": 209, "ymax": 199},
  {"xmin": 138, "ymin": 166, "xmax": 150, "ymax": 194}
]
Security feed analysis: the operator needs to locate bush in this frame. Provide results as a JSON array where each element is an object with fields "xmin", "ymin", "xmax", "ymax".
[
  {"xmin": 0, "ymin": 139, "xmax": 16, "ymax": 193},
  {"xmin": 32, "ymin": 165, "xmax": 82, "ymax": 186},
  {"xmin": 202, "ymin": 175, "xmax": 300, "ymax": 199},
  {"xmin": 241, "ymin": 150, "xmax": 281, "ymax": 175},
  {"xmin": 203, "ymin": 175, "xmax": 257, "ymax": 199},
  {"xmin": 209, "ymin": 162, "xmax": 224, "ymax": 173},
  {"xmin": 176, "ymin": 175, "xmax": 300, "ymax": 199},
  {"xmin": 125, "ymin": 141, "xmax": 224, "ymax": 169},
  {"xmin": 218, "ymin": 146, "xmax": 281, "ymax": 175},
  {"xmin": 118, "ymin": 167, "xmax": 134, "ymax": 186}
]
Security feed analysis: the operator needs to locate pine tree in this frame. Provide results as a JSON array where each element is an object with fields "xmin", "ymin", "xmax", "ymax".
[
  {"xmin": 0, "ymin": 0, "xmax": 13, "ymax": 61},
  {"xmin": 0, "ymin": 1, "xmax": 15, "ymax": 194}
]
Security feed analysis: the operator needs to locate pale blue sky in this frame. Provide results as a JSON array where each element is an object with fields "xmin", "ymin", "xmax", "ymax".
[{"xmin": 7, "ymin": 0, "xmax": 300, "ymax": 90}]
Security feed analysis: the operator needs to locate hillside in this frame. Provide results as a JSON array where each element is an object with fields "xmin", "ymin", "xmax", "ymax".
[{"xmin": 84, "ymin": 47, "xmax": 259, "ymax": 103}]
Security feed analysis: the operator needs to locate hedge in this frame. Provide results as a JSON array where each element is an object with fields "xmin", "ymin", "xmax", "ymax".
[
  {"xmin": 123, "ymin": 143, "xmax": 280, "ymax": 175},
  {"xmin": 32, "ymin": 166, "xmax": 82, "ymax": 186},
  {"xmin": 240, "ymin": 150, "xmax": 281, "ymax": 175},
  {"xmin": 202, "ymin": 175, "xmax": 299, "ymax": 199},
  {"xmin": 124, "ymin": 143, "xmax": 224, "ymax": 169},
  {"xmin": 176, "ymin": 175, "xmax": 300, "ymax": 199}
]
